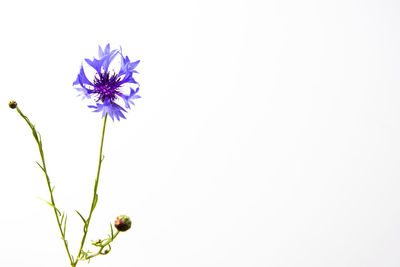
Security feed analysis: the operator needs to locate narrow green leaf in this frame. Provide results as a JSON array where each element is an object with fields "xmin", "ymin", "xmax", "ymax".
[
  {"xmin": 93, "ymin": 194, "xmax": 98, "ymax": 210},
  {"xmin": 110, "ymin": 223, "xmax": 114, "ymax": 238},
  {"xmin": 36, "ymin": 161, "xmax": 45, "ymax": 172},
  {"xmin": 37, "ymin": 197, "xmax": 61, "ymax": 216},
  {"xmin": 75, "ymin": 210, "xmax": 86, "ymax": 224},
  {"xmin": 63, "ymin": 214, "xmax": 67, "ymax": 235},
  {"xmin": 32, "ymin": 128, "xmax": 38, "ymax": 141}
]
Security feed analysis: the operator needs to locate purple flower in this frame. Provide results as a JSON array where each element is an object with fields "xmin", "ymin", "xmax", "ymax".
[{"xmin": 73, "ymin": 44, "xmax": 140, "ymax": 121}]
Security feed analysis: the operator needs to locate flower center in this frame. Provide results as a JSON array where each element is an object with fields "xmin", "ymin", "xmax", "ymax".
[{"xmin": 93, "ymin": 71, "xmax": 122, "ymax": 102}]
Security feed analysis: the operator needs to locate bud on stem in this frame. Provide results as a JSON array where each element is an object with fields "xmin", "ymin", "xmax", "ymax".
[
  {"xmin": 8, "ymin": 100, "xmax": 17, "ymax": 109},
  {"xmin": 114, "ymin": 215, "xmax": 132, "ymax": 232}
]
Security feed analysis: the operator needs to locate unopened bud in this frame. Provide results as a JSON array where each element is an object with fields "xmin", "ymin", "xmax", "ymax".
[
  {"xmin": 114, "ymin": 215, "xmax": 132, "ymax": 232},
  {"xmin": 8, "ymin": 100, "xmax": 17, "ymax": 109},
  {"xmin": 92, "ymin": 239, "xmax": 102, "ymax": 246}
]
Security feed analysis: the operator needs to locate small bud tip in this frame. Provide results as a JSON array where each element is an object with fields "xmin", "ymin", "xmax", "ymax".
[{"xmin": 8, "ymin": 100, "xmax": 17, "ymax": 109}]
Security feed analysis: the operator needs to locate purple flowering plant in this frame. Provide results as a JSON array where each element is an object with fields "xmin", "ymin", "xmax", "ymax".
[{"xmin": 9, "ymin": 44, "xmax": 140, "ymax": 266}]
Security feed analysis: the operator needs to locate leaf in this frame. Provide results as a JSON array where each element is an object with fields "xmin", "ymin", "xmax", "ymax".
[
  {"xmin": 37, "ymin": 197, "xmax": 61, "ymax": 216},
  {"xmin": 32, "ymin": 127, "xmax": 38, "ymax": 141},
  {"xmin": 110, "ymin": 223, "xmax": 114, "ymax": 238},
  {"xmin": 92, "ymin": 194, "xmax": 98, "ymax": 210},
  {"xmin": 37, "ymin": 131, "xmax": 42, "ymax": 145},
  {"xmin": 75, "ymin": 210, "xmax": 87, "ymax": 224},
  {"xmin": 36, "ymin": 161, "xmax": 45, "ymax": 172},
  {"xmin": 63, "ymin": 214, "xmax": 67, "ymax": 235}
]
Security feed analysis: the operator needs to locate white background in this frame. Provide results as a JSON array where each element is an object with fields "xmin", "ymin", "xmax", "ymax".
[{"xmin": 1, "ymin": 0, "xmax": 400, "ymax": 266}]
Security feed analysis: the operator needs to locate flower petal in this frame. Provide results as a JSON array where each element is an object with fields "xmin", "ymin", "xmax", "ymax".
[
  {"xmin": 73, "ymin": 65, "xmax": 93, "ymax": 86},
  {"xmin": 75, "ymin": 87, "xmax": 92, "ymax": 99},
  {"xmin": 121, "ymin": 87, "xmax": 141, "ymax": 109},
  {"xmin": 88, "ymin": 99, "xmax": 127, "ymax": 121},
  {"xmin": 98, "ymin": 44, "xmax": 110, "ymax": 58},
  {"xmin": 85, "ymin": 57, "xmax": 107, "ymax": 75}
]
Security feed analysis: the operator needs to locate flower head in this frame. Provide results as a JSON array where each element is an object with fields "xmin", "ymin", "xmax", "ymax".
[{"xmin": 73, "ymin": 44, "xmax": 140, "ymax": 121}]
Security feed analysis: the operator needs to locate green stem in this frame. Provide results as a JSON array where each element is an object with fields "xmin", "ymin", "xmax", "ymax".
[
  {"xmin": 74, "ymin": 114, "xmax": 108, "ymax": 266},
  {"xmin": 85, "ymin": 231, "xmax": 120, "ymax": 261},
  {"xmin": 15, "ymin": 107, "xmax": 74, "ymax": 265}
]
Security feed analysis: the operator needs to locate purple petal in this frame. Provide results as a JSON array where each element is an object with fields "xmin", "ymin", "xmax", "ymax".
[
  {"xmin": 75, "ymin": 87, "xmax": 92, "ymax": 99},
  {"xmin": 88, "ymin": 99, "xmax": 127, "ymax": 121},
  {"xmin": 121, "ymin": 87, "xmax": 141, "ymax": 109},
  {"xmin": 73, "ymin": 65, "xmax": 93, "ymax": 86},
  {"xmin": 85, "ymin": 57, "xmax": 107, "ymax": 75}
]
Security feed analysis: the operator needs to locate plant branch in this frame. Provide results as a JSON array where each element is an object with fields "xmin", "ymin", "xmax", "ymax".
[
  {"xmin": 15, "ymin": 107, "xmax": 74, "ymax": 265},
  {"xmin": 74, "ymin": 114, "xmax": 108, "ymax": 266}
]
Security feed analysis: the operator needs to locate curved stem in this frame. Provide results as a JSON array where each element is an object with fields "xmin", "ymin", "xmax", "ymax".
[
  {"xmin": 74, "ymin": 114, "xmax": 108, "ymax": 266},
  {"xmin": 85, "ymin": 231, "xmax": 120, "ymax": 261},
  {"xmin": 15, "ymin": 107, "xmax": 74, "ymax": 265}
]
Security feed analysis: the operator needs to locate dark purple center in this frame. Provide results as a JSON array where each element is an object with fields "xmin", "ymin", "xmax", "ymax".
[{"xmin": 93, "ymin": 71, "xmax": 122, "ymax": 102}]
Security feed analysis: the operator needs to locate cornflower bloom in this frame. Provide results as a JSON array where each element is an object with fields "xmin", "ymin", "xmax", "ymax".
[{"xmin": 73, "ymin": 44, "xmax": 140, "ymax": 121}]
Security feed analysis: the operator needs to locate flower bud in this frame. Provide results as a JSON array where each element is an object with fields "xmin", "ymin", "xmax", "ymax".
[
  {"xmin": 114, "ymin": 215, "xmax": 132, "ymax": 232},
  {"xmin": 92, "ymin": 239, "xmax": 102, "ymax": 246},
  {"xmin": 8, "ymin": 100, "xmax": 17, "ymax": 109}
]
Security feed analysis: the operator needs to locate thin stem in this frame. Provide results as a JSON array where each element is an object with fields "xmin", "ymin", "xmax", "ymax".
[
  {"xmin": 74, "ymin": 114, "xmax": 108, "ymax": 266},
  {"xmin": 15, "ymin": 107, "xmax": 74, "ymax": 265},
  {"xmin": 85, "ymin": 231, "xmax": 120, "ymax": 261}
]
